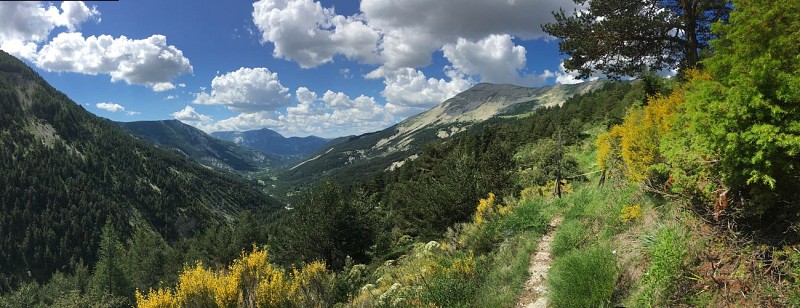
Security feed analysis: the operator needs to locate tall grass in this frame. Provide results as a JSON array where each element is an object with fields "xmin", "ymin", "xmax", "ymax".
[
  {"xmin": 548, "ymin": 245, "xmax": 619, "ymax": 307},
  {"xmin": 551, "ymin": 220, "xmax": 588, "ymax": 258},
  {"xmin": 630, "ymin": 227, "xmax": 687, "ymax": 306}
]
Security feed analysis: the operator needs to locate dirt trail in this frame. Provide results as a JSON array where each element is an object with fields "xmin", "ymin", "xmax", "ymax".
[{"xmin": 516, "ymin": 215, "xmax": 562, "ymax": 308}]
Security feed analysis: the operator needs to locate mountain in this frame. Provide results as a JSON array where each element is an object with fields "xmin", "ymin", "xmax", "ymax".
[
  {"xmin": 277, "ymin": 81, "xmax": 607, "ymax": 190},
  {"xmin": 211, "ymin": 128, "xmax": 328, "ymax": 157},
  {"xmin": 117, "ymin": 119, "xmax": 289, "ymax": 172},
  {"xmin": 0, "ymin": 51, "xmax": 281, "ymax": 290}
]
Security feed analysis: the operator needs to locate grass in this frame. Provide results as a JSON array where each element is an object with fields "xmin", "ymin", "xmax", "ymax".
[
  {"xmin": 472, "ymin": 231, "xmax": 542, "ymax": 307},
  {"xmin": 548, "ymin": 245, "xmax": 619, "ymax": 307},
  {"xmin": 551, "ymin": 220, "xmax": 588, "ymax": 258},
  {"xmin": 472, "ymin": 196, "xmax": 556, "ymax": 307}
]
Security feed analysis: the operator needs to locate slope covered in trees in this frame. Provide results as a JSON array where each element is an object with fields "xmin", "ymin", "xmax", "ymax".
[
  {"xmin": 0, "ymin": 50, "xmax": 282, "ymax": 296},
  {"xmin": 117, "ymin": 119, "xmax": 289, "ymax": 172}
]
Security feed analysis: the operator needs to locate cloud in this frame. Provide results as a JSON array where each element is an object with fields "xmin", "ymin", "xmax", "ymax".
[
  {"xmin": 152, "ymin": 82, "xmax": 176, "ymax": 92},
  {"xmin": 252, "ymin": 0, "xmax": 379, "ymax": 68},
  {"xmin": 364, "ymin": 0, "xmax": 580, "ymax": 69},
  {"xmin": 0, "ymin": 1, "xmax": 99, "ymax": 59},
  {"xmin": 34, "ymin": 32, "xmax": 192, "ymax": 91},
  {"xmin": 193, "ymin": 67, "xmax": 291, "ymax": 113},
  {"xmin": 172, "ymin": 106, "xmax": 213, "ymax": 123},
  {"xmin": 553, "ymin": 61, "xmax": 602, "ymax": 85},
  {"xmin": 165, "ymin": 95, "xmax": 178, "ymax": 100},
  {"xmin": 367, "ymin": 67, "xmax": 473, "ymax": 117},
  {"xmin": 96, "ymin": 102, "xmax": 139, "ymax": 115},
  {"xmin": 190, "ymin": 87, "xmax": 394, "ymax": 138},
  {"xmin": 442, "ymin": 34, "xmax": 552, "ymax": 86},
  {"xmin": 96, "ymin": 102, "xmax": 125, "ymax": 113},
  {"xmin": 252, "ymin": 0, "xmax": 580, "ymax": 70}
]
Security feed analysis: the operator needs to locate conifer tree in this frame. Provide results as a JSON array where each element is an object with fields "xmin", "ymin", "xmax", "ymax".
[{"xmin": 90, "ymin": 220, "xmax": 131, "ymax": 300}]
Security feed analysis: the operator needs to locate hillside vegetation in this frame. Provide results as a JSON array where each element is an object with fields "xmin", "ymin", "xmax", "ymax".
[
  {"xmin": 0, "ymin": 51, "xmax": 283, "ymax": 306},
  {"xmin": 3, "ymin": 0, "xmax": 799, "ymax": 306}
]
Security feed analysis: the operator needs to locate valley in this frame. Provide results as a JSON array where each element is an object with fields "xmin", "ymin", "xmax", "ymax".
[{"xmin": 1, "ymin": 1, "xmax": 799, "ymax": 307}]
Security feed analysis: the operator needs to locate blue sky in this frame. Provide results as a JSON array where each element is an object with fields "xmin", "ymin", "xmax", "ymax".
[{"xmin": 1, "ymin": 0, "xmax": 587, "ymax": 138}]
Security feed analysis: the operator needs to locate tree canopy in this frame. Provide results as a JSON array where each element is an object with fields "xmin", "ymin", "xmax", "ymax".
[{"xmin": 543, "ymin": 0, "xmax": 730, "ymax": 78}]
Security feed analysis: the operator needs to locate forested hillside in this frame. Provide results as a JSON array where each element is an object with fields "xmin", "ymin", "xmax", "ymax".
[
  {"xmin": 0, "ymin": 50, "xmax": 282, "ymax": 303},
  {"xmin": 211, "ymin": 128, "xmax": 328, "ymax": 158},
  {"xmin": 117, "ymin": 120, "xmax": 288, "ymax": 172}
]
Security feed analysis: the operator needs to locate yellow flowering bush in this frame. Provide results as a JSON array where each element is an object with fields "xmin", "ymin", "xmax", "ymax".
[
  {"xmin": 136, "ymin": 247, "xmax": 333, "ymax": 308},
  {"xmin": 474, "ymin": 193, "xmax": 511, "ymax": 225},
  {"xmin": 619, "ymin": 204, "xmax": 643, "ymax": 223},
  {"xmin": 135, "ymin": 288, "xmax": 177, "ymax": 308}
]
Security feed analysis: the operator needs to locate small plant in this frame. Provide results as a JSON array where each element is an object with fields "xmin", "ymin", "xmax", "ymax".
[{"xmin": 619, "ymin": 204, "xmax": 643, "ymax": 223}]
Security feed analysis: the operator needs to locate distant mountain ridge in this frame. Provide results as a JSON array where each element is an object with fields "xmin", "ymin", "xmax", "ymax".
[
  {"xmin": 277, "ymin": 81, "xmax": 607, "ymax": 191},
  {"xmin": 212, "ymin": 128, "xmax": 328, "ymax": 157},
  {"xmin": 117, "ymin": 119, "xmax": 286, "ymax": 172}
]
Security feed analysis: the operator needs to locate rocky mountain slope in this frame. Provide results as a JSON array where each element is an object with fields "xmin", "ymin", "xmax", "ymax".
[{"xmin": 277, "ymin": 81, "xmax": 606, "ymax": 190}]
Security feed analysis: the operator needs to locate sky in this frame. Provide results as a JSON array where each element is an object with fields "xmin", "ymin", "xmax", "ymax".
[{"xmin": 0, "ymin": 0, "xmax": 590, "ymax": 138}]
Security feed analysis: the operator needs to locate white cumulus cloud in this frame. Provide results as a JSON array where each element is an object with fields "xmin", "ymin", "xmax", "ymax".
[
  {"xmin": 96, "ymin": 102, "xmax": 139, "ymax": 115},
  {"xmin": 0, "ymin": 1, "xmax": 99, "ymax": 59},
  {"xmin": 252, "ymin": 0, "xmax": 379, "ymax": 68},
  {"xmin": 367, "ymin": 67, "xmax": 473, "ymax": 117},
  {"xmin": 34, "ymin": 32, "xmax": 193, "ymax": 91},
  {"xmin": 191, "ymin": 87, "xmax": 394, "ymax": 138},
  {"xmin": 443, "ymin": 34, "xmax": 554, "ymax": 86},
  {"xmin": 193, "ymin": 67, "xmax": 291, "ymax": 113},
  {"xmin": 172, "ymin": 106, "xmax": 213, "ymax": 123},
  {"xmin": 96, "ymin": 102, "xmax": 125, "ymax": 113}
]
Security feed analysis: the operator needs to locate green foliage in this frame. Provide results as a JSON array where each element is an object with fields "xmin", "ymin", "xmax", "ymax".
[
  {"xmin": 543, "ymin": 0, "xmax": 729, "ymax": 78},
  {"xmin": 90, "ymin": 221, "xmax": 132, "ymax": 302},
  {"xmin": 634, "ymin": 227, "xmax": 687, "ymax": 306},
  {"xmin": 0, "ymin": 50, "xmax": 282, "ymax": 292},
  {"xmin": 472, "ymin": 232, "xmax": 542, "ymax": 307},
  {"xmin": 551, "ymin": 220, "xmax": 588, "ymax": 258},
  {"xmin": 127, "ymin": 228, "xmax": 176, "ymax": 293},
  {"xmin": 549, "ymin": 245, "xmax": 619, "ymax": 308},
  {"xmin": 514, "ymin": 138, "xmax": 579, "ymax": 187},
  {"xmin": 664, "ymin": 0, "xmax": 800, "ymax": 223},
  {"xmin": 269, "ymin": 181, "xmax": 375, "ymax": 270}
]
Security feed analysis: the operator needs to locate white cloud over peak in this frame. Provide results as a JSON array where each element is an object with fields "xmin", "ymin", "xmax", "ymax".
[
  {"xmin": 442, "ymin": 34, "xmax": 553, "ymax": 87},
  {"xmin": 367, "ymin": 67, "xmax": 473, "ymax": 117},
  {"xmin": 364, "ymin": 0, "xmax": 579, "ymax": 69},
  {"xmin": 0, "ymin": 1, "xmax": 99, "ymax": 59},
  {"xmin": 172, "ymin": 106, "xmax": 213, "ymax": 123},
  {"xmin": 252, "ymin": 0, "xmax": 379, "ymax": 68},
  {"xmin": 193, "ymin": 67, "xmax": 291, "ymax": 113},
  {"xmin": 34, "ymin": 33, "xmax": 193, "ymax": 91}
]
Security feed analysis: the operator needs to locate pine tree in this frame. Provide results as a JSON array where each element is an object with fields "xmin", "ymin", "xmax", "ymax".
[{"xmin": 90, "ymin": 220, "xmax": 131, "ymax": 300}]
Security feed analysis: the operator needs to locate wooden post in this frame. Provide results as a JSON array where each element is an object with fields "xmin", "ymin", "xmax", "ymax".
[{"xmin": 554, "ymin": 129, "xmax": 563, "ymax": 198}]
